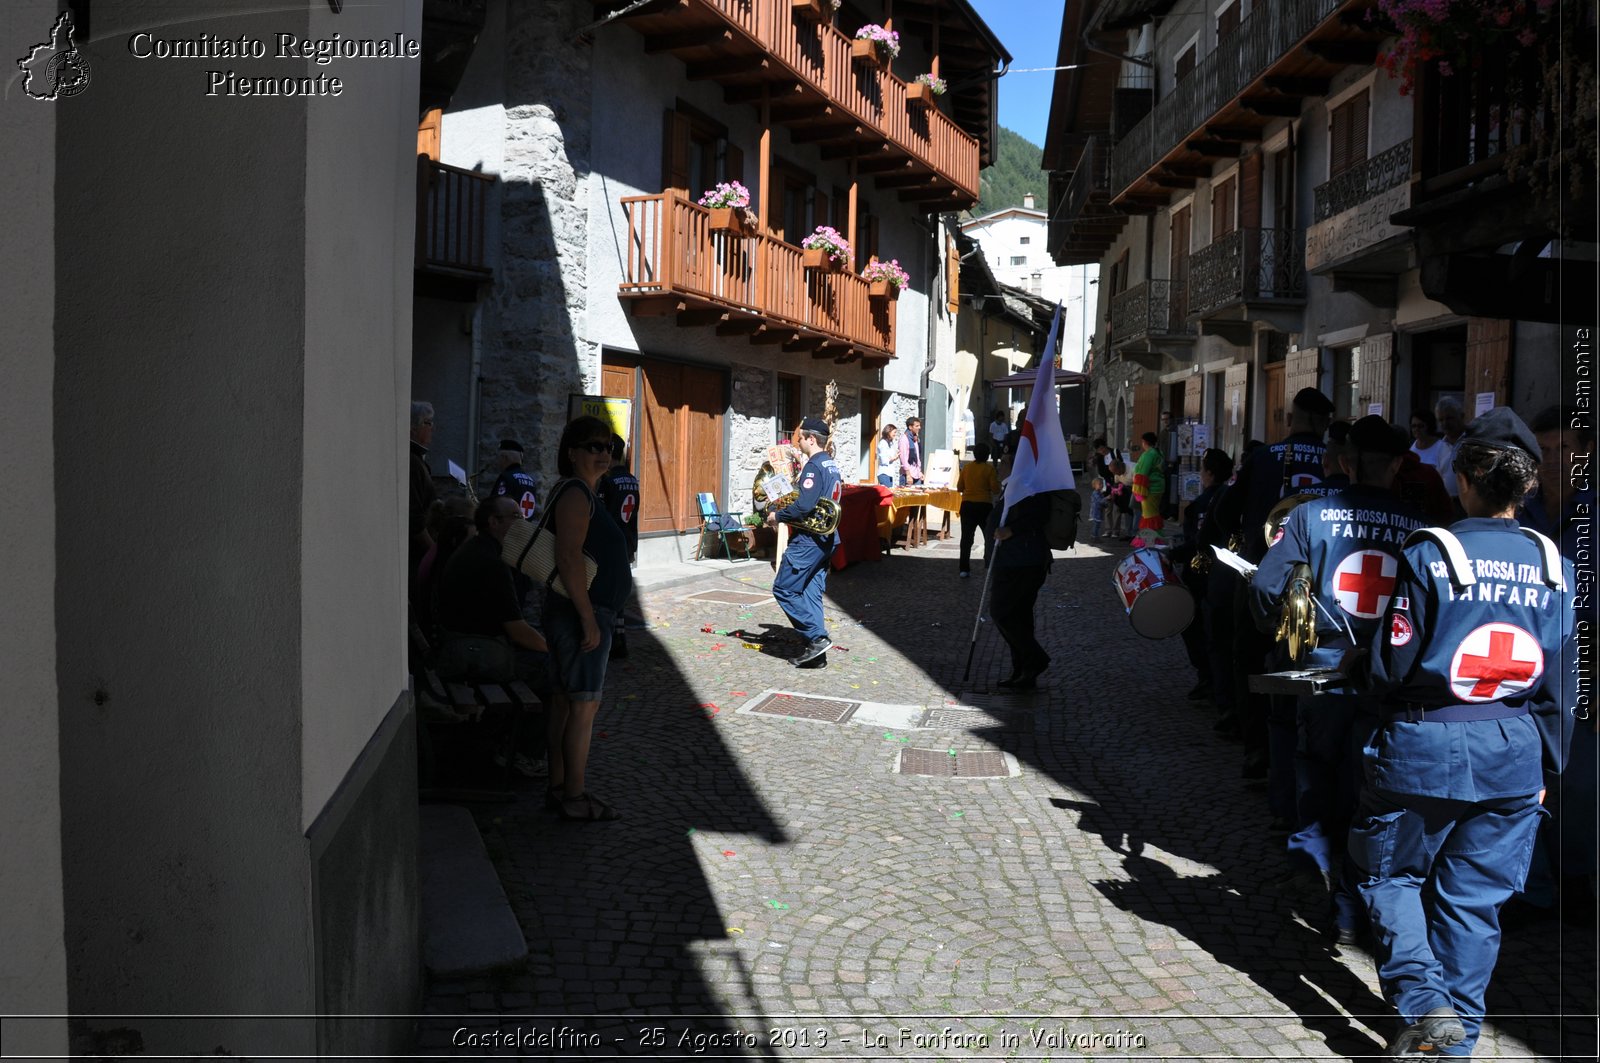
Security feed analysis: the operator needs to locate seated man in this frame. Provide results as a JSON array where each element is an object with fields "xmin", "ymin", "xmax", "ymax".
[{"xmin": 434, "ymin": 495, "xmax": 551, "ymax": 776}]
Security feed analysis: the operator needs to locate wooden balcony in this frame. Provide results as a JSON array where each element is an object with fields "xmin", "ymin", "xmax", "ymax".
[
  {"xmin": 1050, "ymin": 135, "xmax": 1126, "ymax": 265},
  {"xmin": 620, "ymin": 192, "xmax": 896, "ymax": 364},
  {"xmin": 599, "ymin": 0, "xmax": 983, "ymax": 208},
  {"xmin": 1109, "ymin": 280, "xmax": 1195, "ymax": 351},
  {"xmin": 1188, "ymin": 228, "xmax": 1305, "ymax": 344},
  {"xmin": 416, "ymin": 157, "xmax": 494, "ymax": 299},
  {"xmin": 1110, "ymin": 0, "xmax": 1382, "ymax": 210},
  {"xmin": 1305, "ymin": 141, "xmax": 1413, "ymax": 303}
]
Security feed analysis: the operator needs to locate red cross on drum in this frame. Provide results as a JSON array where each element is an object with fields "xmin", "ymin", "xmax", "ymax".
[
  {"xmin": 1332, "ymin": 549, "xmax": 1399, "ymax": 618},
  {"xmin": 1449, "ymin": 623, "xmax": 1544, "ymax": 702}
]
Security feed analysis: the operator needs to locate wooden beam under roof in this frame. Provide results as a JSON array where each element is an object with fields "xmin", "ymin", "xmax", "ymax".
[
  {"xmin": 685, "ymin": 54, "xmax": 767, "ymax": 80},
  {"xmin": 790, "ymin": 121, "xmax": 859, "ymax": 145},
  {"xmin": 1240, "ymin": 96, "xmax": 1303, "ymax": 118},
  {"xmin": 1303, "ymin": 39, "xmax": 1380, "ymax": 65},
  {"xmin": 1184, "ymin": 138, "xmax": 1244, "ymax": 157},
  {"xmin": 643, "ymin": 27, "xmax": 731, "ymax": 54}
]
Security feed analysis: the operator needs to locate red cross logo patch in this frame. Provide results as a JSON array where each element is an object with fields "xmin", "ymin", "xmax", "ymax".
[
  {"xmin": 518, "ymin": 491, "xmax": 538, "ymax": 519},
  {"xmin": 1449, "ymin": 623, "xmax": 1544, "ymax": 702},
  {"xmin": 1332, "ymin": 550, "xmax": 1398, "ymax": 619},
  {"xmin": 620, "ymin": 492, "xmax": 637, "ymax": 524},
  {"xmin": 1290, "ymin": 473, "xmax": 1322, "ymax": 489},
  {"xmin": 1389, "ymin": 614, "xmax": 1413, "ymax": 647}
]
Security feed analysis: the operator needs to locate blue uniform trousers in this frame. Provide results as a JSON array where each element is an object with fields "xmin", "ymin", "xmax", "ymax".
[
  {"xmin": 772, "ymin": 534, "xmax": 832, "ymax": 641},
  {"xmin": 1349, "ymin": 787, "xmax": 1545, "ymax": 1054},
  {"xmin": 1287, "ymin": 694, "xmax": 1372, "ymax": 931}
]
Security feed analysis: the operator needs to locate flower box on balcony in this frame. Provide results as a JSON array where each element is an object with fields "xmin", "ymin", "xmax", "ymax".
[
  {"xmin": 869, "ymin": 278, "xmax": 896, "ymax": 300},
  {"xmin": 791, "ymin": 0, "xmax": 834, "ymax": 24},
  {"xmin": 905, "ymin": 81, "xmax": 935, "ymax": 106},
  {"xmin": 708, "ymin": 206, "xmax": 750, "ymax": 236},
  {"xmin": 850, "ymin": 38, "xmax": 885, "ymax": 69},
  {"xmin": 803, "ymin": 247, "xmax": 841, "ymax": 272}
]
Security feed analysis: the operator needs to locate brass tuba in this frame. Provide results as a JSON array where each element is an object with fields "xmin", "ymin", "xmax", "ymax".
[
  {"xmin": 752, "ymin": 459, "xmax": 840, "ymax": 536},
  {"xmin": 1263, "ymin": 492, "xmax": 1324, "ymax": 665}
]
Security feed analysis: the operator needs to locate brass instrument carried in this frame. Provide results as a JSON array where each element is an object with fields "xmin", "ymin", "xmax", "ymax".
[
  {"xmin": 752, "ymin": 459, "xmax": 840, "ymax": 536},
  {"xmin": 1262, "ymin": 492, "xmax": 1324, "ymax": 665}
]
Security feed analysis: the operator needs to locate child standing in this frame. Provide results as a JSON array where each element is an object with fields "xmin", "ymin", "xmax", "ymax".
[{"xmin": 1088, "ymin": 477, "xmax": 1107, "ymax": 540}]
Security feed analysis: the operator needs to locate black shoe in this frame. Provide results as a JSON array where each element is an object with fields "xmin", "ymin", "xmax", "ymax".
[
  {"xmin": 790, "ymin": 636, "xmax": 832, "ymax": 666},
  {"xmin": 795, "ymin": 653, "xmax": 828, "ymax": 669},
  {"xmin": 1332, "ymin": 926, "xmax": 1360, "ymax": 947}
]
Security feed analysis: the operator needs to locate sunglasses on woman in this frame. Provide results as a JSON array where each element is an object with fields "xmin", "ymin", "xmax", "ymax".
[{"xmin": 574, "ymin": 440, "xmax": 612, "ymax": 455}]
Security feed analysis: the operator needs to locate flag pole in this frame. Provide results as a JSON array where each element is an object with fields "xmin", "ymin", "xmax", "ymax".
[{"xmin": 961, "ymin": 539, "xmax": 1001, "ymax": 681}]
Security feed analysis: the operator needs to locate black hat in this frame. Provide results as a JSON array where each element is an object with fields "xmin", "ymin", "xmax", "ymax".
[
  {"xmin": 1291, "ymin": 387, "xmax": 1335, "ymax": 416},
  {"xmin": 1347, "ymin": 415, "xmax": 1409, "ymax": 456},
  {"xmin": 1461, "ymin": 406, "xmax": 1541, "ymax": 460},
  {"xmin": 798, "ymin": 416, "xmax": 830, "ymax": 438},
  {"xmin": 498, "ymin": 438, "xmax": 523, "ymax": 452}
]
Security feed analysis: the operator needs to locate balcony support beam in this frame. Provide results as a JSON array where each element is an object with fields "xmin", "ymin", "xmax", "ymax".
[
  {"xmin": 750, "ymin": 325, "xmax": 799, "ymax": 345},
  {"xmin": 686, "ymin": 54, "xmax": 768, "ymax": 80},
  {"xmin": 1239, "ymin": 96, "xmax": 1302, "ymax": 118},
  {"xmin": 1162, "ymin": 160, "xmax": 1215, "ymax": 179},
  {"xmin": 1262, "ymin": 75, "xmax": 1330, "ymax": 97},
  {"xmin": 789, "ymin": 120, "xmax": 858, "ymax": 144},
  {"xmin": 783, "ymin": 334, "xmax": 826, "ymax": 353},
  {"xmin": 1303, "ymin": 40, "xmax": 1380, "ymax": 65},
  {"xmin": 1204, "ymin": 124, "xmax": 1260, "ymax": 143},
  {"xmin": 725, "ymin": 81, "xmax": 802, "ymax": 104},
  {"xmin": 676, "ymin": 308, "xmax": 727, "ymax": 327},
  {"xmin": 644, "ymin": 27, "xmax": 733, "ymax": 54},
  {"xmin": 857, "ymin": 154, "xmax": 914, "ymax": 175},
  {"xmin": 629, "ymin": 296, "xmax": 686, "ymax": 318},
  {"xmin": 716, "ymin": 315, "xmax": 764, "ymax": 336},
  {"xmin": 1184, "ymin": 138, "xmax": 1243, "ymax": 157}
]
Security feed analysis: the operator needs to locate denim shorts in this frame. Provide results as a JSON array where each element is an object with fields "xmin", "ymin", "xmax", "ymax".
[{"xmin": 543, "ymin": 594, "xmax": 615, "ymax": 702}]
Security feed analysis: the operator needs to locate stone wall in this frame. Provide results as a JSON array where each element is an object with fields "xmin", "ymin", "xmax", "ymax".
[
  {"xmin": 477, "ymin": 0, "xmax": 596, "ymax": 493},
  {"xmin": 729, "ymin": 365, "xmax": 774, "ymax": 511}
]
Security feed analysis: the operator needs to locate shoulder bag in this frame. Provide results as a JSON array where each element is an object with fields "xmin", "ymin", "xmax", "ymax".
[{"xmin": 500, "ymin": 479, "xmax": 599, "ymax": 598}]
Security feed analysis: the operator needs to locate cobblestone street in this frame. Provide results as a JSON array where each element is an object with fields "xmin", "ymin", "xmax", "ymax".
[{"xmin": 417, "ymin": 532, "xmax": 1595, "ymax": 1060}]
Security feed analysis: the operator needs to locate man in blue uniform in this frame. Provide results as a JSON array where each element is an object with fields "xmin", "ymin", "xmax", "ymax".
[
  {"xmin": 767, "ymin": 417, "xmax": 842, "ymax": 668},
  {"xmin": 1251, "ymin": 416, "xmax": 1425, "ymax": 943},
  {"xmin": 1215, "ymin": 388, "xmax": 1334, "ymax": 809},
  {"xmin": 1344, "ymin": 408, "xmax": 1576, "ymax": 1058},
  {"xmin": 491, "ymin": 438, "xmax": 541, "ymax": 521},
  {"xmin": 598, "ymin": 435, "xmax": 641, "ymax": 658}
]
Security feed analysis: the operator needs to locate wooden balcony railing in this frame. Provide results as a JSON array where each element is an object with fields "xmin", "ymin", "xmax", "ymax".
[
  {"xmin": 1109, "ymin": 280, "xmax": 1194, "ymax": 343},
  {"xmin": 625, "ymin": 0, "xmax": 980, "ymax": 203},
  {"xmin": 1111, "ymin": 0, "xmax": 1343, "ymax": 197},
  {"xmin": 1188, "ymin": 228, "xmax": 1306, "ymax": 317},
  {"xmin": 416, "ymin": 157, "xmax": 494, "ymax": 275},
  {"xmin": 620, "ymin": 192, "xmax": 895, "ymax": 360}
]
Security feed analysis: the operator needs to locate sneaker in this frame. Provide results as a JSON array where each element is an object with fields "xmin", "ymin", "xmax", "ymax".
[
  {"xmin": 493, "ymin": 751, "xmax": 548, "ymax": 779},
  {"xmin": 959, "ymin": 571, "xmax": 971, "ymax": 579},
  {"xmin": 790, "ymin": 636, "xmax": 832, "ymax": 666},
  {"xmin": 1388, "ymin": 1008, "xmax": 1466, "ymax": 1058},
  {"xmin": 795, "ymin": 653, "xmax": 828, "ymax": 669}
]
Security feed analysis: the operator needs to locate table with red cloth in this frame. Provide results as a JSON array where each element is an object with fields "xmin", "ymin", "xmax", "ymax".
[{"xmin": 831, "ymin": 483, "xmax": 891, "ymax": 569}]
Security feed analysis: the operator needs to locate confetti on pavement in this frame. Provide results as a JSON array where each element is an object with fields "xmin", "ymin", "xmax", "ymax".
[{"xmin": 765, "ymin": 900, "xmax": 790, "ymax": 910}]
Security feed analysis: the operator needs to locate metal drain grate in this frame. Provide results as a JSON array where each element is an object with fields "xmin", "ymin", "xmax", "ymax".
[
  {"xmin": 746, "ymin": 693, "xmax": 858, "ymax": 723},
  {"xmin": 686, "ymin": 589, "xmax": 771, "ymax": 604},
  {"xmin": 898, "ymin": 748, "xmax": 1012, "ymax": 778},
  {"xmin": 918, "ymin": 707, "xmax": 1031, "ymax": 733}
]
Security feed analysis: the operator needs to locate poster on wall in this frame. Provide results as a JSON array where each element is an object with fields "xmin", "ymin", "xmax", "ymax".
[
  {"xmin": 1191, "ymin": 423, "xmax": 1211, "ymax": 451},
  {"xmin": 1367, "ymin": 403, "xmax": 1384, "ymax": 417},
  {"xmin": 569, "ymin": 395, "xmax": 633, "ymax": 447},
  {"xmin": 1474, "ymin": 391, "xmax": 1495, "ymax": 417},
  {"xmin": 1180, "ymin": 470, "xmax": 1203, "ymax": 502}
]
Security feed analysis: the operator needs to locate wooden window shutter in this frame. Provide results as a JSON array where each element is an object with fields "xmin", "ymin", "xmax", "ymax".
[
  {"xmin": 1239, "ymin": 152, "xmax": 1262, "ymax": 229},
  {"xmin": 1330, "ymin": 90, "xmax": 1369, "ymax": 177},
  {"xmin": 946, "ymin": 239, "xmax": 960, "ymax": 312},
  {"xmin": 1175, "ymin": 44, "xmax": 1196, "ymax": 84},
  {"xmin": 663, "ymin": 109, "xmax": 691, "ymax": 195},
  {"xmin": 417, "ymin": 108, "xmax": 442, "ymax": 161},
  {"xmin": 1211, "ymin": 175, "xmax": 1236, "ymax": 237},
  {"xmin": 1285, "ymin": 348, "xmax": 1320, "ymax": 396},
  {"xmin": 1217, "ymin": 1, "xmax": 1240, "ymax": 42},
  {"xmin": 1349, "ymin": 91, "xmax": 1369, "ymax": 167}
]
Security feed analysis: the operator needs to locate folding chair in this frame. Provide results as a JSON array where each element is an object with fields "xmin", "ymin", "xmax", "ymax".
[{"xmin": 696, "ymin": 492, "xmax": 751, "ymax": 562}]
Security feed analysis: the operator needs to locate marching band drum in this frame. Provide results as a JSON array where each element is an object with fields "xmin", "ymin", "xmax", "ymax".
[{"xmin": 1112, "ymin": 547, "xmax": 1195, "ymax": 640}]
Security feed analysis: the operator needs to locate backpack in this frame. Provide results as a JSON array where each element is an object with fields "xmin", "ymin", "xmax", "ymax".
[{"xmin": 1044, "ymin": 489, "xmax": 1082, "ymax": 550}]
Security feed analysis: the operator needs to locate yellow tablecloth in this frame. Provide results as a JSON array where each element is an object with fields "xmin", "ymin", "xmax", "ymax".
[{"xmin": 875, "ymin": 487, "xmax": 963, "ymax": 543}]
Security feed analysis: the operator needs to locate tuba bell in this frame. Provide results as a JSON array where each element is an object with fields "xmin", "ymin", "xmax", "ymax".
[
  {"xmin": 752, "ymin": 459, "xmax": 839, "ymax": 536},
  {"xmin": 1275, "ymin": 562, "xmax": 1320, "ymax": 665},
  {"xmin": 1263, "ymin": 491, "xmax": 1323, "ymax": 549}
]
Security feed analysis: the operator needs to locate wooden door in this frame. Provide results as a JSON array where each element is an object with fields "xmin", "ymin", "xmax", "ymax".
[
  {"xmin": 1285, "ymin": 347, "xmax": 1320, "ymax": 396},
  {"xmin": 1132, "ymin": 382, "xmax": 1161, "ymax": 442},
  {"xmin": 1223, "ymin": 362, "xmax": 1250, "ymax": 459},
  {"xmin": 1464, "ymin": 318, "xmax": 1511, "ymax": 409},
  {"xmin": 1184, "ymin": 375, "xmax": 1203, "ymax": 420},
  {"xmin": 1264, "ymin": 361, "xmax": 1287, "ymax": 439},
  {"xmin": 628, "ymin": 357, "xmax": 727, "ymax": 535},
  {"xmin": 1357, "ymin": 334, "xmax": 1394, "ymax": 418}
]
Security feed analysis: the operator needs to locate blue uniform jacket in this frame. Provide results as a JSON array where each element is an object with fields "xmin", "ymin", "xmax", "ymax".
[
  {"xmin": 776, "ymin": 451, "xmax": 843, "ymax": 549},
  {"xmin": 492, "ymin": 465, "xmax": 542, "ymax": 520},
  {"xmin": 1251, "ymin": 485, "xmax": 1425, "ymax": 678},
  {"xmin": 1214, "ymin": 432, "xmax": 1328, "ymax": 560},
  {"xmin": 1356, "ymin": 518, "xmax": 1577, "ymax": 800}
]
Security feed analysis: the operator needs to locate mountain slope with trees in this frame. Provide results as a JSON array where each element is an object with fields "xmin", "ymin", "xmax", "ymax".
[{"xmin": 974, "ymin": 126, "xmax": 1046, "ymax": 217}]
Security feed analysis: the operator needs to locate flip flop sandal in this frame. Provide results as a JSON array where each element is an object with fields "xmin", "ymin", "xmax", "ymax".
[{"xmin": 559, "ymin": 792, "xmax": 620, "ymax": 822}]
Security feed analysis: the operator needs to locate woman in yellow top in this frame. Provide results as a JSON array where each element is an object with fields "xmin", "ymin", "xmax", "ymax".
[{"xmin": 955, "ymin": 443, "xmax": 1001, "ymax": 577}]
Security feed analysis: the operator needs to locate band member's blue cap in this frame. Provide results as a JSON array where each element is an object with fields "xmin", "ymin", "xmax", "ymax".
[
  {"xmin": 1462, "ymin": 407, "xmax": 1541, "ymax": 459},
  {"xmin": 799, "ymin": 417, "xmax": 830, "ymax": 437}
]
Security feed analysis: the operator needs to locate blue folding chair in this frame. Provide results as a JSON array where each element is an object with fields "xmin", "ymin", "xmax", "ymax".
[{"xmin": 696, "ymin": 492, "xmax": 751, "ymax": 562}]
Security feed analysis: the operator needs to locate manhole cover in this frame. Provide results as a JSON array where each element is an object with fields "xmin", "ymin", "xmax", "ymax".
[
  {"xmin": 686, "ymin": 589, "xmax": 771, "ymax": 605},
  {"xmin": 919, "ymin": 707, "xmax": 1031, "ymax": 733},
  {"xmin": 746, "ymin": 693, "xmax": 858, "ymax": 723},
  {"xmin": 898, "ymin": 748, "xmax": 1013, "ymax": 778}
]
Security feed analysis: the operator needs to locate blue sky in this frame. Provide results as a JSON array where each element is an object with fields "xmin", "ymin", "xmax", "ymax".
[{"xmin": 968, "ymin": 0, "xmax": 1064, "ymax": 147}]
